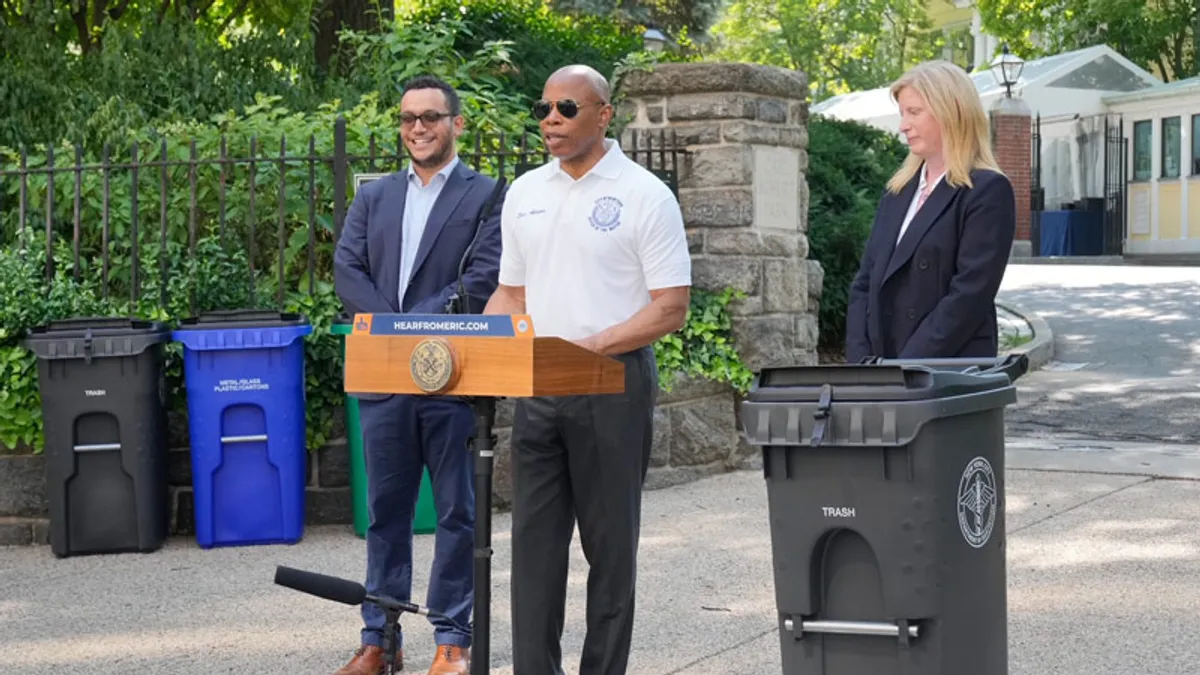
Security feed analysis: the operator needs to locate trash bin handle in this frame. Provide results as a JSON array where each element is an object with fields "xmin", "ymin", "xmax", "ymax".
[
  {"xmin": 73, "ymin": 443, "xmax": 121, "ymax": 452},
  {"xmin": 858, "ymin": 353, "xmax": 1029, "ymax": 383},
  {"xmin": 784, "ymin": 618, "xmax": 920, "ymax": 639},
  {"xmin": 221, "ymin": 434, "xmax": 268, "ymax": 444}
]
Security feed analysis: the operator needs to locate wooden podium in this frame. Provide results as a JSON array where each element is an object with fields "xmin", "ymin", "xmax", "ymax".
[
  {"xmin": 343, "ymin": 312, "xmax": 626, "ymax": 675},
  {"xmin": 344, "ymin": 312, "xmax": 625, "ymax": 397}
]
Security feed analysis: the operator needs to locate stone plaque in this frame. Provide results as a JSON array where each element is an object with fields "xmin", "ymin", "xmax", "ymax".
[{"xmin": 753, "ymin": 146, "xmax": 800, "ymax": 231}]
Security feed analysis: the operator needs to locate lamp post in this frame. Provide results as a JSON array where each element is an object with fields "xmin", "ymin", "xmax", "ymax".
[
  {"xmin": 643, "ymin": 27, "xmax": 667, "ymax": 52},
  {"xmin": 989, "ymin": 43, "xmax": 1025, "ymax": 98}
]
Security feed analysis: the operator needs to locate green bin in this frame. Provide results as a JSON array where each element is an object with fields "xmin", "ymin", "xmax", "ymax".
[{"xmin": 331, "ymin": 318, "xmax": 437, "ymax": 538}]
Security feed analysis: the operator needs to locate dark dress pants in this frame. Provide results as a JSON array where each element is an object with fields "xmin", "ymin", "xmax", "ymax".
[
  {"xmin": 358, "ymin": 394, "xmax": 476, "ymax": 650},
  {"xmin": 509, "ymin": 347, "xmax": 658, "ymax": 675}
]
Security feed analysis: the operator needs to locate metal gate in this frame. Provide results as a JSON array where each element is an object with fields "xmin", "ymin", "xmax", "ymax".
[{"xmin": 1102, "ymin": 115, "xmax": 1128, "ymax": 255}]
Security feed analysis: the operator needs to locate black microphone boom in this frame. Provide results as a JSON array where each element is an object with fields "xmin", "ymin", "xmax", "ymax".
[
  {"xmin": 274, "ymin": 565, "xmax": 365, "ymax": 605},
  {"xmin": 274, "ymin": 565, "xmax": 439, "ymax": 617},
  {"xmin": 446, "ymin": 176, "xmax": 507, "ymax": 315},
  {"xmin": 274, "ymin": 565, "xmax": 445, "ymax": 674}
]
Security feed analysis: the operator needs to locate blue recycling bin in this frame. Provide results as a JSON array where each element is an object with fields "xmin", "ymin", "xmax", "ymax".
[{"xmin": 173, "ymin": 310, "xmax": 313, "ymax": 549}]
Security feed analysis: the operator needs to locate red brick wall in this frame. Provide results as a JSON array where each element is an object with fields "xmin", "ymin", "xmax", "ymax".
[{"xmin": 992, "ymin": 112, "xmax": 1032, "ymax": 240}]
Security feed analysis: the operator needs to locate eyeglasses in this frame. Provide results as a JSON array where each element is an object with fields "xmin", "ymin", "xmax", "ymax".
[
  {"xmin": 532, "ymin": 99, "xmax": 606, "ymax": 120},
  {"xmin": 400, "ymin": 111, "xmax": 453, "ymax": 127}
]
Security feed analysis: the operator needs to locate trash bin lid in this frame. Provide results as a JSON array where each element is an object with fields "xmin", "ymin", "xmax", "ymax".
[
  {"xmin": 745, "ymin": 362, "xmax": 1012, "ymax": 404},
  {"xmin": 175, "ymin": 309, "xmax": 309, "ymax": 331},
  {"xmin": 24, "ymin": 317, "xmax": 172, "ymax": 360},
  {"xmin": 741, "ymin": 360, "xmax": 1020, "ymax": 448}
]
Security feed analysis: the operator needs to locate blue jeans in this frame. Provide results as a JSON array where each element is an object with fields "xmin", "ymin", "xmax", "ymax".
[{"xmin": 358, "ymin": 395, "xmax": 475, "ymax": 650}]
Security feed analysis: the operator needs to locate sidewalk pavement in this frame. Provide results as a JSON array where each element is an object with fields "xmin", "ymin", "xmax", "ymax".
[{"xmin": 2, "ymin": 438, "xmax": 1198, "ymax": 674}]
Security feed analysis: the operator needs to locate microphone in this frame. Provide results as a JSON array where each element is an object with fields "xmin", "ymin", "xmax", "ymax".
[
  {"xmin": 274, "ymin": 565, "xmax": 444, "ymax": 619},
  {"xmin": 446, "ymin": 175, "xmax": 507, "ymax": 315}
]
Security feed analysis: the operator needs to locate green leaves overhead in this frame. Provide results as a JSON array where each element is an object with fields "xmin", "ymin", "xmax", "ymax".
[
  {"xmin": 976, "ymin": 0, "xmax": 1199, "ymax": 81},
  {"xmin": 708, "ymin": 0, "xmax": 940, "ymax": 101}
]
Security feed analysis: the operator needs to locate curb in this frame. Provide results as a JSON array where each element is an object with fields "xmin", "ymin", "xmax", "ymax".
[
  {"xmin": 1008, "ymin": 255, "xmax": 1126, "ymax": 266},
  {"xmin": 996, "ymin": 300, "xmax": 1054, "ymax": 372}
]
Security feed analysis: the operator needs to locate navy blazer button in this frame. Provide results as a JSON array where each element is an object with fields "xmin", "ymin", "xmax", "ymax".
[
  {"xmin": 918, "ymin": 259, "xmax": 929, "ymax": 270},
  {"xmin": 907, "ymin": 309, "xmax": 916, "ymax": 319}
]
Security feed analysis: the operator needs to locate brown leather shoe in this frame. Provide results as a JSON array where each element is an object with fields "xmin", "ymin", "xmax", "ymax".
[
  {"xmin": 426, "ymin": 645, "xmax": 469, "ymax": 675},
  {"xmin": 334, "ymin": 645, "xmax": 403, "ymax": 674}
]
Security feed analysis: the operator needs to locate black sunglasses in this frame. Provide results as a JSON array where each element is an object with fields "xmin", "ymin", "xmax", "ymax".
[
  {"xmin": 400, "ymin": 111, "xmax": 454, "ymax": 127},
  {"xmin": 532, "ymin": 99, "xmax": 606, "ymax": 120}
]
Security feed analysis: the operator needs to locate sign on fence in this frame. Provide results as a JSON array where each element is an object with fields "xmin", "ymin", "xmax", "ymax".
[{"xmin": 353, "ymin": 173, "xmax": 389, "ymax": 189}]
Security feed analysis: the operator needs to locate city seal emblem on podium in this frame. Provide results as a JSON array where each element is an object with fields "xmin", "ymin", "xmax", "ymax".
[
  {"xmin": 409, "ymin": 337, "xmax": 459, "ymax": 393},
  {"xmin": 957, "ymin": 456, "xmax": 997, "ymax": 549}
]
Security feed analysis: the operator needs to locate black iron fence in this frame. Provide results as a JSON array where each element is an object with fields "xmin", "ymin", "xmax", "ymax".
[
  {"xmin": 0, "ymin": 118, "xmax": 684, "ymax": 312},
  {"xmin": 1030, "ymin": 113, "xmax": 1043, "ymax": 256},
  {"xmin": 1102, "ymin": 114, "xmax": 1127, "ymax": 255}
]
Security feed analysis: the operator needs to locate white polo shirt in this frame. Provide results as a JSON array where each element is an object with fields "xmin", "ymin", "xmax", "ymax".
[{"xmin": 498, "ymin": 138, "xmax": 692, "ymax": 341}]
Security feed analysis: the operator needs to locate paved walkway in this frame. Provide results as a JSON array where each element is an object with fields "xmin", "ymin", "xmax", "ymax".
[
  {"xmin": 998, "ymin": 263, "xmax": 1200, "ymax": 443},
  {"xmin": 2, "ymin": 442, "xmax": 1199, "ymax": 675}
]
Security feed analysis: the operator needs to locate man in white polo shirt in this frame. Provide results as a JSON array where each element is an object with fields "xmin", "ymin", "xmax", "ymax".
[{"xmin": 483, "ymin": 64, "xmax": 692, "ymax": 675}]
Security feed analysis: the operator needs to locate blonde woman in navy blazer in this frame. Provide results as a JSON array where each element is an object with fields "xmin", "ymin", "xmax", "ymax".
[{"xmin": 846, "ymin": 60, "xmax": 1017, "ymax": 362}]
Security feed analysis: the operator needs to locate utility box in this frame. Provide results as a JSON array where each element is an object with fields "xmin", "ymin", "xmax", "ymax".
[{"xmin": 740, "ymin": 356, "xmax": 1027, "ymax": 675}]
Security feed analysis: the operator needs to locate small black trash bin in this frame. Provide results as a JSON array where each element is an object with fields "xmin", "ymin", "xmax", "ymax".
[
  {"xmin": 25, "ymin": 317, "xmax": 173, "ymax": 558},
  {"xmin": 740, "ymin": 355, "xmax": 1027, "ymax": 675}
]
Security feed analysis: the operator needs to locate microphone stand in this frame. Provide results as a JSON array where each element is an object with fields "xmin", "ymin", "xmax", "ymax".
[
  {"xmin": 382, "ymin": 605, "xmax": 402, "ymax": 675},
  {"xmin": 273, "ymin": 566, "xmax": 450, "ymax": 675},
  {"xmin": 443, "ymin": 176, "xmax": 506, "ymax": 675},
  {"xmin": 468, "ymin": 397, "xmax": 496, "ymax": 675}
]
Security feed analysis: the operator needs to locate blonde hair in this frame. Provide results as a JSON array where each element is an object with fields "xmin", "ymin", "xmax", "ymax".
[{"xmin": 885, "ymin": 60, "xmax": 1002, "ymax": 194}]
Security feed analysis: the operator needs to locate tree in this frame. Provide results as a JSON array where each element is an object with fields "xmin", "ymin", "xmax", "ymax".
[
  {"xmin": 550, "ymin": 0, "xmax": 724, "ymax": 41},
  {"xmin": 976, "ymin": 0, "xmax": 1199, "ymax": 81},
  {"xmin": 0, "ymin": 0, "xmax": 293, "ymax": 55},
  {"xmin": 707, "ymin": 0, "xmax": 941, "ymax": 101},
  {"xmin": 311, "ymin": 0, "xmax": 394, "ymax": 75}
]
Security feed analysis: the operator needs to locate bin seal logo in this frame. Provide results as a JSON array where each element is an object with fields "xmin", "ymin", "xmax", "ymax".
[
  {"xmin": 957, "ymin": 456, "xmax": 997, "ymax": 549},
  {"xmin": 410, "ymin": 337, "xmax": 458, "ymax": 394}
]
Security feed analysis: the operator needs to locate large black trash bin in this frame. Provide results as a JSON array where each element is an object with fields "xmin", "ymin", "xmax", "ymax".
[
  {"xmin": 740, "ymin": 355, "xmax": 1027, "ymax": 675},
  {"xmin": 25, "ymin": 318, "xmax": 173, "ymax": 558}
]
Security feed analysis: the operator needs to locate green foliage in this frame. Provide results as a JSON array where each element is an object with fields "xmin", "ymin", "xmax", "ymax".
[
  {"xmin": 399, "ymin": 0, "xmax": 644, "ymax": 101},
  {"xmin": 654, "ymin": 288, "xmax": 753, "ymax": 394},
  {"xmin": 0, "ymin": 345, "xmax": 38, "ymax": 452},
  {"xmin": 0, "ymin": 236, "xmax": 118, "ymax": 450},
  {"xmin": 805, "ymin": 115, "xmax": 909, "ymax": 351},
  {"xmin": 707, "ymin": 0, "xmax": 942, "ymax": 100},
  {"xmin": 1, "ymin": 0, "xmax": 650, "ymax": 152},
  {"xmin": 976, "ymin": 0, "xmax": 1197, "ymax": 81},
  {"xmin": 0, "ymin": 11, "xmax": 320, "ymax": 151},
  {"xmin": 280, "ymin": 279, "xmax": 346, "ymax": 452},
  {"xmin": 549, "ymin": 0, "xmax": 725, "ymax": 41},
  {"xmin": 0, "ymin": 232, "xmax": 269, "ymax": 454},
  {"xmin": 333, "ymin": 15, "xmax": 535, "ymax": 143}
]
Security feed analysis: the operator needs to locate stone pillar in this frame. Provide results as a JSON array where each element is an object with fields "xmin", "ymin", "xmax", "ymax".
[
  {"xmin": 618, "ymin": 62, "xmax": 822, "ymax": 371},
  {"xmin": 991, "ymin": 96, "xmax": 1033, "ymax": 242}
]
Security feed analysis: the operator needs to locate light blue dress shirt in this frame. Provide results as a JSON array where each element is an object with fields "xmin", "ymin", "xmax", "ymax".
[{"xmin": 398, "ymin": 156, "xmax": 459, "ymax": 307}]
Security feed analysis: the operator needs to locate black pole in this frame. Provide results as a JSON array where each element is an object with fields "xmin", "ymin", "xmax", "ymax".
[
  {"xmin": 471, "ymin": 396, "xmax": 497, "ymax": 675},
  {"xmin": 382, "ymin": 607, "xmax": 401, "ymax": 675}
]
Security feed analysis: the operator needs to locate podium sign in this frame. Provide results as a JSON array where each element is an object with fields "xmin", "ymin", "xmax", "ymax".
[{"xmin": 344, "ymin": 313, "xmax": 625, "ymax": 397}]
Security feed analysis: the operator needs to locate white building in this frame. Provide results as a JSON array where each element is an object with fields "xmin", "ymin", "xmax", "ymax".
[{"xmin": 812, "ymin": 45, "xmax": 1162, "ymax": 212}]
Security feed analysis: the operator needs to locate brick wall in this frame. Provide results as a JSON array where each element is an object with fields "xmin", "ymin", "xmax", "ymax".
[{"xmin": 992, "ymin": 111, "xmax": 1032, "ymax": 241}]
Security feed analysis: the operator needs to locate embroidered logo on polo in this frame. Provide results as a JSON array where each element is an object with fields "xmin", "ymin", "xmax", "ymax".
[{"xmin": 589, "ymin": 196, "xmax": 623, "ymax": 232}]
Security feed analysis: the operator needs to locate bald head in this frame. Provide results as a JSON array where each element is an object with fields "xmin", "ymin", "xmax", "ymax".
[{"xmin": 546, "ymin": 65, "xmax": 611, "ymax": 104}]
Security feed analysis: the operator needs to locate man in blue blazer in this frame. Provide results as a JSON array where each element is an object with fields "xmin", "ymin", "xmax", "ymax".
[{"xmin": 332, "ymin": 75, "xmax": 504, "ymax": 675}]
